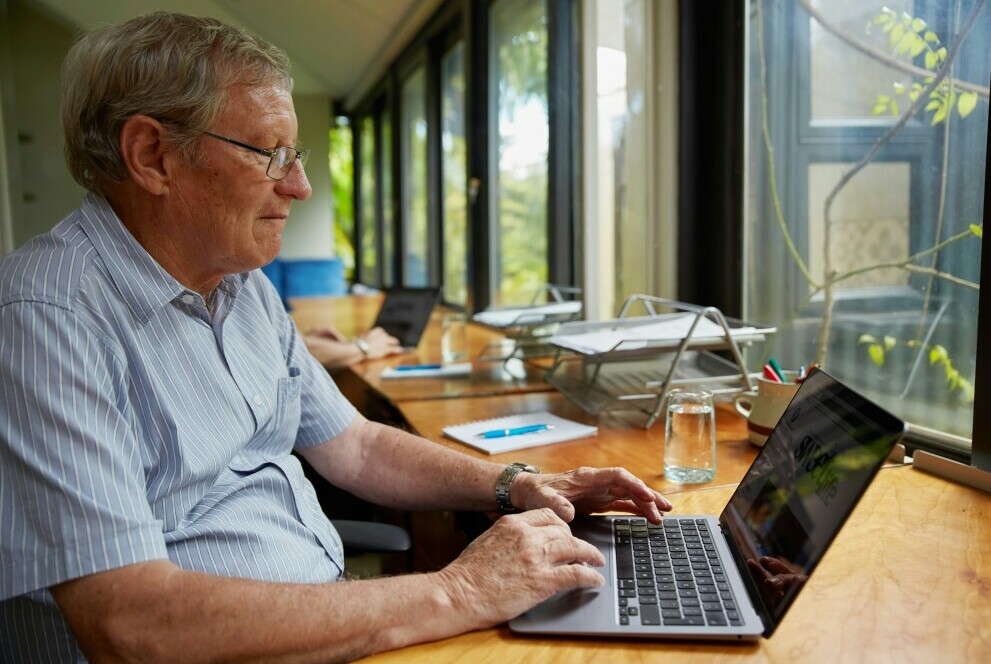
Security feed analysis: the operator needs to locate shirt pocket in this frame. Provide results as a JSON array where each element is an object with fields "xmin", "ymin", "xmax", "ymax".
[{"xmin": 274, "ymin": 367, "xmax": 302, "ymax": 433}]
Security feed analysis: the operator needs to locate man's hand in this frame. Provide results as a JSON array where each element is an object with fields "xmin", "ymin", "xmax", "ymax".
[
  {"xmin": 438, "ymin": 508, "xmax": 606, "ymax": 626},
  {"xmin": 510, "ymin": 466, "xmax": 673, "ymax": 524}
]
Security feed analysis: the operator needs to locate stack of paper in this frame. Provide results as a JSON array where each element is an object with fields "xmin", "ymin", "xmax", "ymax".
[
  {"xmin": 442, "ymin": 411, "xmax": 597, "ymax": 454},
  {"xmin": 550, "ymin": 314, "xmax": 758, "ymax": 355},
  {"xmin": 472, "ymin": 301, "xmax": 581, "ymax": 327}
]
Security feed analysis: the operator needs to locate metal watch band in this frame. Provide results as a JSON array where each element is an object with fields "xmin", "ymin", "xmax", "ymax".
[
  {"xmin": 495, "ymin": 462, "xmax": 540, "ymax": 512},
  {"xmin": 353, "ymin": 337, "xmax": 370, "ymax": 357}
]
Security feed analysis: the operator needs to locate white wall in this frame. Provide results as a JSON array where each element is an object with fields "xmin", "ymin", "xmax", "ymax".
[
  {"xmin": 282, "ymin": 93, "xmax": 335, "ymax": 259},
  {"xmin": 0, "ymin": 0, "xmax": 335, "ymax": 259}
]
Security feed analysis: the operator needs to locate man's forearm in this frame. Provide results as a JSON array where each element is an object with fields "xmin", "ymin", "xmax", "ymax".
[
  {"xmin": 300, "ymin": 417, "xmax": 506, "ymax": 512},
  {"xmin": 53, "ymin": 560, "xmax": 474, "ymax": 664}
]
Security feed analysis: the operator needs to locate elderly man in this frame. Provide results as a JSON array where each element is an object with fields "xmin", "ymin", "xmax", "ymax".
[{"xmin": 0, "ymin": 12, "xmax": 671, "ymax": 662}]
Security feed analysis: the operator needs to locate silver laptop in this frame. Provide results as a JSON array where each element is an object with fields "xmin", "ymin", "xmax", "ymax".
[{"xmin": 510, "ymin": 368, "xmax": 905, "ymax": 640}]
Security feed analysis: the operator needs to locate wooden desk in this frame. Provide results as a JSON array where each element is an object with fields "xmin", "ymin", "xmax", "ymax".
[
  {"xmin": 291, "ymin": 295, "xmax": 553, "ymax": 402},
  {"xmin": 291, "ymin": 295, "xmax": 990, "ymax": 661},
  {"xmin": 398, "ymin": 391, "xmax": 758, "ymax": 495},
  {"xmin": 364, "ymin": 466, "xmax": 991, "ymax": 663}
]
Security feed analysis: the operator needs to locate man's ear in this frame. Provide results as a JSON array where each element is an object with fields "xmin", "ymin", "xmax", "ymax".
[{"xmin": 119, "ymin": 115, "xmax": 175, "ymax": 196}]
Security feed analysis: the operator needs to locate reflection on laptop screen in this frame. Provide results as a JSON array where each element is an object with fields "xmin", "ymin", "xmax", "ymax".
[{"xmin": 720, "ymin": 369, "xmax": 904, "ymax": 632}]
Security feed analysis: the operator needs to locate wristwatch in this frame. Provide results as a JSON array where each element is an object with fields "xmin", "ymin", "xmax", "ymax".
[
  {"xmin": 495, "ymin": 462, "xmax": 540, "ymax": 512},
  {"xmin": 353, "ymin": 337, "xmax": 370, "ymax": 358}
]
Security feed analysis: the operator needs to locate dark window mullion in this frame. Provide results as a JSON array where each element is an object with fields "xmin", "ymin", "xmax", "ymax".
[
  {"xmin": 546, "ymin": 0, "xmax": 577, "ymax": 290},
  {"xmin": 465, "ymin": 0, "xmax": 491, "ymax": 312}
]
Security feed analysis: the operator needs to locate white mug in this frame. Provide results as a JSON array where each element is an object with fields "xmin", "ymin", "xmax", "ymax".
[{"xmin": 734, "ymin": 372, "xmax": 800, "ymax": 447}]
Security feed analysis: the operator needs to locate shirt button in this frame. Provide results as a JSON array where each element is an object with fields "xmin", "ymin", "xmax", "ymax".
[
  {"xmin": 181, "ymin": 294, "xmax": 195, "ymax": 305},
  {"xmin": 253, "ymin": 395, "xmax": 262, "ymax": 407}
]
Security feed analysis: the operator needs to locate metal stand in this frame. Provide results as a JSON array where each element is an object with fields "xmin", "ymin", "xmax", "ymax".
[{"xmin": 545, "ymin": 295, "xmax": 776, "ymax": 428}]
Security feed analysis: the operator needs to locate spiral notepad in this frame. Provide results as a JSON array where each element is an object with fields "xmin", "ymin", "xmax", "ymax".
[{"xmin": 442, "ymin": 411, "xmax": 597, "ymax": 454}]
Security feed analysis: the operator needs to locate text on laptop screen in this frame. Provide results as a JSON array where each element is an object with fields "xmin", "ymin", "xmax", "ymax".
[{"xmin": 720, "ymin": 370, "xmax": 904, "ymax": 631}]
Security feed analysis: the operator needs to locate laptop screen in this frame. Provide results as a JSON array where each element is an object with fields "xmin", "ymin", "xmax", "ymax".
[
  {"xmin": 372, "ymin": 287, "xmax": 441, "ymax": 348},
  {"xmin": 720, "ymin": 369, "xmax": 904, "ymax": 635}
]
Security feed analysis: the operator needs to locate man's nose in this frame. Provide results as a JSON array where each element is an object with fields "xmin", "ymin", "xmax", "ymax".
[{"xmin": 276, "ymin": 160, "xmax": 312, "ymax": 200}]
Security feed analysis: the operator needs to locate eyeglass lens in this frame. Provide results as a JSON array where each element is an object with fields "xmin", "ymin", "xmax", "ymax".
[{"xmin": 267, "ymin": 147, "xmax": 309, "ymax": 180}]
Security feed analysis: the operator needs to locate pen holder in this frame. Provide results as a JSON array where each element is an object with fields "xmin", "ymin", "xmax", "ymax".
[{"xmin": 734, "ymin": 372, "xmax": 799, "ymax": 447}]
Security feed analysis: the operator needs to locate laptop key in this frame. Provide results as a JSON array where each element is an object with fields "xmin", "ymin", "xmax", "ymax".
[
  {"xmin": 639, "ymin": 604, "xmax": 661, "ymax": 625},
  {"xmin": 706, "ymin": 612, "xmax": 728, "ymax": 626}
]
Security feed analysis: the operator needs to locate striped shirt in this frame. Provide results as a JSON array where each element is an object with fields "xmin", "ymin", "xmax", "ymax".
[{"xmin": 0, "ymin": 194, "xmax": 358, "ymax": 661}]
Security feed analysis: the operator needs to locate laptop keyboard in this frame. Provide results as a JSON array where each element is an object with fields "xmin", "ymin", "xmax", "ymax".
[{"xmin": 613, "ymin": 517, "xmax": 745, "ymax": 628}]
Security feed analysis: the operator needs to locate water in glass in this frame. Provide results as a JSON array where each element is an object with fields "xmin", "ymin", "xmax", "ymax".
[{"xmin": 663, "ymin": 390, "xmax": 716, "ymax": 484}]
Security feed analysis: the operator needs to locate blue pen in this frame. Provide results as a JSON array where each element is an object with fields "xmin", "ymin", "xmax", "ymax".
[
  {"xmin": 395, "ymin": 363, "xmax": 442, "ymax": 371},
  {"xmin": 478, "ymin": 424, "xmax": 554, "ymax": 439}
]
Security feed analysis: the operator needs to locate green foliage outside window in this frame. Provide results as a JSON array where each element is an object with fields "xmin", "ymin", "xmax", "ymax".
[{"xmin": 329, "ymin": 117, "xmax": 354, "ymax": 282}]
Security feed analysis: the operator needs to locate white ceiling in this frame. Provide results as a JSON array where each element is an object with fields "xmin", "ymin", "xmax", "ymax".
[{"xmin": 32, "ymin": 0, "xmax": 443, "ymax": 107}]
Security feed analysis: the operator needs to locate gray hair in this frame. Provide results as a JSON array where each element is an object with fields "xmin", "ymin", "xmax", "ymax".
[{"xmin": 60, "ymin": 12, "xmax": 293, "ymax": 193}]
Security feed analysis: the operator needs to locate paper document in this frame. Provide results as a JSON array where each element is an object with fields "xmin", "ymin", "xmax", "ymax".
[
  {"xmin": 442, "ymin": 411, "xmax": 597, "ymax": 454},
  {"xmin": 380, "ymin": 362, "xmax": 472, "ymax": 379},
  {"xmin": 473, "ymin": 301, "xmax": 581, "ymax": 328},
  {"xmin": 550, "ymin": 314, "xmax": 759, "ymax": 355}
]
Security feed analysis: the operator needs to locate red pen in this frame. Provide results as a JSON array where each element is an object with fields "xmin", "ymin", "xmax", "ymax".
[{"xmin": 763, "ymin": 364, "xmax": 783, "ymax": 382}]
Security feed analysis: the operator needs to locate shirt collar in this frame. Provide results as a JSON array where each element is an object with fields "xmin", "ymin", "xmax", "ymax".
[{"xmin": 76, "ymin": 193, "xmax": 248, "ymax": 326}]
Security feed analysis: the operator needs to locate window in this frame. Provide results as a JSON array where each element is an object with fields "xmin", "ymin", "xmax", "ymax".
[
  {"xmin": 581, "ymin": 0, "xmax": 678, "ymax": 320},
  {"xmin": 490, "ymin": 0, "xmax": 549, "ymax": 306},
  {"xmin": 329, "ymin": 116, "xmax": 354, "ymax": 282},
  {"xmin": 382, "ymin": 110, "xmax": 395, "ymax": 287},
  {"xmin": 442, "ymin": 41, "xmax": 468, "ymax": 306},
  {"xmin": 401, "ymin": 66, "xmax": 429, "ymax": 287},
  {"xmin": 358, "ymin": 116, "xmax": 377, "ymax": 286},
  {"xmin": 746, "ymin": 0, "xmax": 989, "ymax": 438}
]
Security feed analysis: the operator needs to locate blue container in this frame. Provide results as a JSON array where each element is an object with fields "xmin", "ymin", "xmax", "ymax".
[{"xmin": 282, "ymin": 258, "xmax": 346, "ymax": 298}]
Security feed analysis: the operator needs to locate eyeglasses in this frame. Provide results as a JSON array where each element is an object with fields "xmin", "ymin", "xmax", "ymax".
[{"xmin": 202, "ymin": 131, "xmax": 309, "ymax": 181}]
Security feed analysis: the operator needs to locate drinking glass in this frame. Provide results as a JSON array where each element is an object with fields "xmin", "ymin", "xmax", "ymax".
[
  {"xmin": 441, "ymin": 312, "xmax": 468, "ymax": 363},
  {"xmin": 663, "ymin": 389, "xmax": 716, "ymax": 483}
]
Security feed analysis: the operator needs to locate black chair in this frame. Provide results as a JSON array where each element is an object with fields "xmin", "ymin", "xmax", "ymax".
[{"xmin": 332, "ymin": 520, "xmax": 411, "ymax": 554}]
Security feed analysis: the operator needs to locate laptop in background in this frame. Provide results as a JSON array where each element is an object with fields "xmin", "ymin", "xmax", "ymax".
[
  {"xmin": 510, "ymin": 368, "xmax": 905, "ymax": 640},
  {"xmin": 372, "ymin": 286, "xmax": 441, "ymax": 350}
]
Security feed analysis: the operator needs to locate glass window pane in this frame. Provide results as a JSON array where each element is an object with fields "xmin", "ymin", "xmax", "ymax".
[
  {"xmin": 746, "ymin": 0, "xmax": 988, "ymax": 437},
  {"xmin": 359, "ymin": 116, "xmax": 377, "ymax": 286},
  {"xmin": 809, "ymin": 0, "xmax": 915, "ymax": 122},
  {"xmin": 442, "ymin": 42, "xmax": 468, "ymax": 306},
  {"xmin": 329, "ymin": 116, "xmax": 354, "ymax": 283},
  {"xmin": 592, "ymin": 0, "xmax": 649, "ymax": 316},
  {"xmin": 491, "ymin": 0, "xmax": 549, "ymax": 306},
  {"xmin": 402, "ymin": 67, "xmax": 429, "ymax": 287},
  {"xmin": 382, "ymin": 110, "xmax": 395, "ymax": 287}
]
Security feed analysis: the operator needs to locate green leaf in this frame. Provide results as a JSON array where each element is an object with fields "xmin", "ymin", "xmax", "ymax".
[
  {"xmin": 897, "ymin": 31, "xmax": 916, "ymax": 55},
  {"xmin": 937, "ymin": 46, "xmax": 947, "ymax": 61},
  {"xmin": 930, "ymin": 345, "xmax": 949, "ymax": 365},
  {"xmin": 906, "ymin": 339, "xmax": 922, "ymax": 348},
  {"xmin": 883, "ymin": 335, "xmax": 897, "ymax": 351},
  {"xmin": 958, "ymin": 91, "xmax": 978, "ymax": 118},
  {"xmin": 924, "ymin": 51, "xmax": 937, "ymax": 70},
  {"xmin": 891, "ymin": 24, "xmax": 905, "ymax": 45},
  {"xmin": 924, "ymin": 30, "xmax": 939, "ymax": 44},
  {"xmin": 925, "ymin": 98, "xmax": 941, "ymax": 111},
  {"xmin": 858, "ymin": 334, "xmax": 878, "ymax": 344},
  {"xmin": 868, "ymin": 344, "xmax": 886, "ymax": 366},
  {"xmin": 909, "ymin": 36, "xmax": 926, "ymax": 58},
  {"xmin": 970, "ymin": 224, "xmax": 983, "ymax": 238},
  {"xmin": 891, "ymin": 99, "xmax": 899, "ymax": 116},
  {"xmin": 931, "ymin": 105, "xmax": 948, "ymax": 125},
  {"xmin": 911, "ymin": 18, "xmax": 927, "ymax": 32},
  {"xmin": 871, "ymin": 104, "xmax": 887, "ymax": 116}
]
